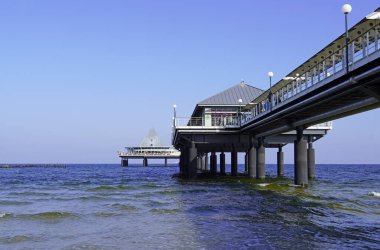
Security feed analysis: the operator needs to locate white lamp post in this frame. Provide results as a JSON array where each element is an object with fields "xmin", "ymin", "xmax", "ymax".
[
  {"xmin": 268, "ymin": 71, "xmax": 274, "ymax": 111},
  {"xmin": 238, "ymin": 98, "xmax": 243, "ymax": 126},
  {"xmin": 342, "ymin": 4, "xmax": 352, "ymax": 73}
]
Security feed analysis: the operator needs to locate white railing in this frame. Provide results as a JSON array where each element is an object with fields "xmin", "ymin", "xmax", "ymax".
[
  {"xmin": 174, "ymin": 116, "xmax": 240, "ymax": 127},
  {"xmin": 245, "ymin": 22, "xmax": 380, "ymax": 124},
  {"xmin": 308, "ymin": 121, "xmax": 333, "ymax": 130}
]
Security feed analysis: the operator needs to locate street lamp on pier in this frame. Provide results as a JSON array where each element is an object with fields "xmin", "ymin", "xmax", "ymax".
[
  {"xmin": 173, "ymin": 104, "xmax": 177, "ymax": 127},
  {"xmin": 268, "ymin": 71, "xmax": 274, "ymax": 111},
  {"xmin": 238, "ymin": 98, "xmax": 243, "ymax": 126},
  {"xmin": 342, "ymin": 4, "xmax": 352, "ymax": 73}
]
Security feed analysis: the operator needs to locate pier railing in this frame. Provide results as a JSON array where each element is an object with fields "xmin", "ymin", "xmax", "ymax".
[
  {"xmin": 174, "ymin": 116, "xmax": 332, "ymax": 130},
  {"xmin": 174, "ymin": 116, "xmax": 240, "ymax": 128},
  {"xmin": 243, "ymin": 22, "xmax": 380, "ymax": 125}
]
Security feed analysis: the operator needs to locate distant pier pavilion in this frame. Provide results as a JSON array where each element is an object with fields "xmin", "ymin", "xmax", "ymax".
[{"xmin": 118, "ymin": 129, "xmax": 180, "ymax": 167}]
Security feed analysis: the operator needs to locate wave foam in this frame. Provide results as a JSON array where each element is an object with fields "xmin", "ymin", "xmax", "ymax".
[{"xmin": 368, "ymin": 191, "xmax": 380, "ymax": 197}]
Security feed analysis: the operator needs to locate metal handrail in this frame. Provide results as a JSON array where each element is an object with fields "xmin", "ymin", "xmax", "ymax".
[{"xmin": 245, "ymin": 22, "xmax": 380, "ymax": 124}]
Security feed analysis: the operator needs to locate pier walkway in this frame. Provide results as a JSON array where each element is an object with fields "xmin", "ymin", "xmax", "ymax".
[{"xmin": 172, "ymin": 7, "xmax": 380, "ymax": 185}]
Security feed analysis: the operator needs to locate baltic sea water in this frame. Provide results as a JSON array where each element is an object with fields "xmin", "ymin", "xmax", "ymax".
[{"xmin": 0, "ymin": 164, "xmax": 379, "ymax": 249}]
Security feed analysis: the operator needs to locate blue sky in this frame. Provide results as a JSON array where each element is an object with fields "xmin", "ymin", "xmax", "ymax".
[{"xmin": 0, "ymin": 0, "xmax": 378, "ymax": 164}]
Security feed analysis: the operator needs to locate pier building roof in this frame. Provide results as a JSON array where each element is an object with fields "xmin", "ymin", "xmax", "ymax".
[
  {"xmin": 191, "ymin": 82, "xmax": 264, "ymax": 117},
  {"xmin": 197, "ymin": 81, "xmax": 264, "ymax": 106}
]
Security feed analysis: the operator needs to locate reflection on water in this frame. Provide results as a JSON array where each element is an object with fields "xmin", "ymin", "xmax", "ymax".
[{"xmin": 0, "ymin": 164, "xmax": 379, "ymax": 249}]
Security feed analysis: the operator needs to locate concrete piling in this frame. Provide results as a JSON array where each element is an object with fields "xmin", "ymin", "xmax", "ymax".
[{"xmin": 294, "ymin": 128, "xmax": 308, "ymax": 186}]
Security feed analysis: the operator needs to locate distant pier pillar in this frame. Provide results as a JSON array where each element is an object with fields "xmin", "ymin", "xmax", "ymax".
[
  {"xmin": 257, "ymin": 138, "xmax": 266, "ymax": 179},
  {"xmin": 201, "ymin": 154, "xmax": 206, "ymax": 171},
  {"xmin": 277, "ymin": 146, "xmax": 284, "ymax": 177},
  {"xmin": 205, "ymin": 153, "xmax": 209, "ymax": 171},
  {"xmin": 164, "ymin": 158, "xmax": 168, "ymax": 167},
  {"xmin": 187, "ymin": 142, "xmax": 198, "ymax": 178},
  {"xmin": 220, "ymin": 152, "xmax": 226, "ymax": 176},
  {"xmin": 143, "ymin": 158, "xmax": 148, "ymax": 167},
  {"xmin": 294, "ymin": 128, "xmax": 308, "ymax": 186},
  {"xmin": 210, "ymin": 152, "xmax": 217, "ymax": 176},
  {"xmin": 307, "ymin": 138, "xmax": 315, "ymax": 179},
  {"xmin": 231, "ymin": 147, "xmax": 238, "ymax": 176},
  {"xmin": 244, "ymin": 152, "xmax": 248, "ymax": 174},
  {"xmin": 121, "ymin": 159, "xmax": 128, "ymax": 167},
  {"xmin": 248, "ymin": 136, "xmax": 257, "ymax": 178}
]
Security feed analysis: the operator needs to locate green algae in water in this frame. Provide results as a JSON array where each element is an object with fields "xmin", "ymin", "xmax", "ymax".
[
  {"xmin": 0, "ymin": 235, "xmax": 31, "ymax": 244},
  {"xmin": 20, "ymin": 212, "xmax": 76, "ymax": 219}
]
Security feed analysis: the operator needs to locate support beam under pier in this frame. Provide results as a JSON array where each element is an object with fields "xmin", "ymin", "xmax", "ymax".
[
  {"xmin": 186, "ymin": 142, "xmax": 198, "ymax": 179},
  {"xmin": 294, "ymin": 128, "xmax": 308, "ymax": 186},
  {"xmin": 143, "ymin": 158, "xmax": 148, "ymax": 167},
  {"xmin": 210, "ymin": 152, "xmax": 217, "ymax": 176},
  {"xmin": 248, "ymin": 137, "xmax": 257, "ymax": 178},
  {"xmin": 277, "ymin": 146, "xmax": 284, "ymax": 177},
  {"xmin": 308, "ymin": 139, "xmax": 315, "ymax": 179},
  {"xmin": 257, "ymin": 138, "xmax": 266, "ymax": 179},
  {"xmin": 231, "ymin": 147, "xmax": 238, "ymax": 176},
  {"xmin": 121, "ymin": 159, "xmax": 128, "ymax": 167},
  {"xmin": 220, "ymin": 152, "xmax": 226, "ymax": 176}
]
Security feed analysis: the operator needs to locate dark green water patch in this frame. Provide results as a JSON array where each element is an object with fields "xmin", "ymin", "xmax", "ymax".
[
  {"xmin": 110, "ymin": 203, "xmax": 138, "ymax": 211},
  {"xmin": 18, "ymin": 211, "xmax": 76, "ymax": 219},
  {"xmin": 0, "ymin": 200, "xmax": 32, "ymax": 206},
  {"xmin": 87, "ymin": 185, "xmax": 133, "ymax": 192},
  {"xmin": 149, "ymin": 208, "xmax": 180, "ymax": 214},
  {"xmin": 0, "ymin": 235, "xmax": 31, "ymax": 244}
]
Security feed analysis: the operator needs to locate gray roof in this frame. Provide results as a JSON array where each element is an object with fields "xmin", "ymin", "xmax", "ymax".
[
  {"xmin": 198, "ymin": 82, "xmax": 264, "ymax": 106},
  {"xmin": 140, "ymin": 129, "xmax": 161, "ymax": 147}
]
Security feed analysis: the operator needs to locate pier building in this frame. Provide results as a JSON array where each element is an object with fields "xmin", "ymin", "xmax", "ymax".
[
  {"xmin": 172, "ymin": 7, "xmax": 380, "ymax": 185},
  {"xmin": 118, "ymin": 129, "xmax": 180, "ymax": 166}
]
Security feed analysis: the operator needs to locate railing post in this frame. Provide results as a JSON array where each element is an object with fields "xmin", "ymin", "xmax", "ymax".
[
  {"xmin": 332, "ymin": 54, "xmax": 336, "ymax": 74},
  {"xmin": 375, "ymin": 28, "xmax": 379, "ymax": 51}
]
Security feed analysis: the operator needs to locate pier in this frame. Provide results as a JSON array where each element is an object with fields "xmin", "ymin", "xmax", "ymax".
[
  {"xmin": 118, "ymin": 129, "xmax": 180, "ymax": 166},
  {"xmin": 172, "ymin": 7, "xmax": 380, "ymax": 185}
]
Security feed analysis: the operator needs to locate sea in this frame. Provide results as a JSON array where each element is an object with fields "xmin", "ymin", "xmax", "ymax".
[{"xmin": 0, "ymin": 164, "xmax": 379, "ymax": 249}]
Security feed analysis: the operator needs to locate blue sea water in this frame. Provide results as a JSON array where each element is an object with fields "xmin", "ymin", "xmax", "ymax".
[{"xmin": 0, "ymin": 164, "xmax": 379, "ymax": 249}]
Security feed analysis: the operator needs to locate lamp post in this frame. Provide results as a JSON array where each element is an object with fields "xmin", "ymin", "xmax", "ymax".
[
  {"xmin": 238, "ymin": 98, "xmax": 242, "ymax": 126},
  {"xmin": 173, "ymin": 104, "xmax": 177, "ymax": 127},
  {"xmin": 268, "ymin": 71, "xmax": 274, "ymax": 111},
  {"xmin": 342, "ymin": 4, "xmax": 352, "ymax": 73}
]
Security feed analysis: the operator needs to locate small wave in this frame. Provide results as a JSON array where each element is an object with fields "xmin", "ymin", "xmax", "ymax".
[
  {"xmin": 79, "ymin": 196, "xmax": 107, "ymax": 201},
  {"xmin": 0, "ymin": 213, "xmax": 12, "ymax": 219},
  {"xmin": 87, "ymin": 185, "xmax": 132, "ymax": 192},
  {"xmin": 0, "ymin": 200, "xmax": 32, "ymax": 206},
  {"xmin": 149, "ymin": 208, "xmax": 180, "ymax": 214},
  {"xmin": 288, "ymin": 184, "xmax": 302, "ymax": 187},
  {"xmin": 95, "ymin": 213, "xmax": 121, "ymax": 217},
  {"xmin": 19, "ymin": 211, "xmax": 76, "ymax": 219},
  {"xmin": 257, "ymin": 183, "xmax": 270, "ymax": 187},
  {"xmin": 368, "ymin": 191, "xmax": 380, "ymax": 197}
]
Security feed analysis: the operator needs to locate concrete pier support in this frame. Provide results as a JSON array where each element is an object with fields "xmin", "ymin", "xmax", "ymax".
[
  {"xmin": 164, "ymin": 158, "xmax": 168, "ymax": 167},
  {"xmin": 205, "ymin": 153, "xmax": 209, "ymax": 171},
  {"xmin": 257, "ymin": 138, "xmax": 266, "ymax": 179},
  {"xmin": 220, "ymin": 152, "xmax": 226, "ymax": 175},
  {"xmin": 248, "ymin": 138, "xmax": 257, "ymax": 178},
  {"xmin": 201, "ymin": 154, "xmax": 206, "ymax": 170},
  {"xmin": 121, "ymin": 159, "xmax": 128, "ymax": 167},
  {"xmin": 210, "ymin": 152, "xmax": 217, "ymax": 176},
  {"xmin": 143, "ymin": 158, "xmax": 148, "ymax": 167},
  {"xmin": 231, "ymin": 147, "xmax": 238, "ymax": 176},
  {"xmin": 277, "ymin": 146, "xmax": 284, "ymax": 177},
  {"xmin": 186, "ymin": 142, "xmax": 198, "ymax": 178},
  {"xmin": 294, "ymin": 128, "xmax": 308, "ymax": 186},
  {"xmin": 308, "ymin": 140, "xmax": 315, "ymax": 179}
]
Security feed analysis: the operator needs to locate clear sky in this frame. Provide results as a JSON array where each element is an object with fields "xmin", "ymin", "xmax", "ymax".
[{"xmin": 0, "ymin": 0, "xmax": 378, "ymax": 164}]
